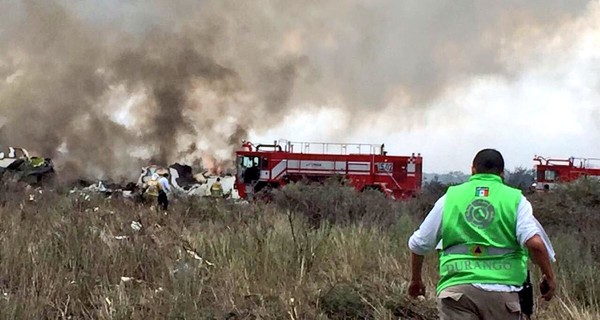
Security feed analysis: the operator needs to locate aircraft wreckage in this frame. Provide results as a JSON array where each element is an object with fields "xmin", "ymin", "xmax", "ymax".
[
  {"xmin": 0, "ymin": 147, "xmax": 55, "ymax": 186},
  {"xmin": 70, "ymin": 163, "xmax": 237, "ymax": 200},
  {"xmin": 0, "ymin": 146, "xmax": 236, "ymax": 199},
  {"xmin": 137, "ymin": 163, "xmax": 237, "ymax": 199}
]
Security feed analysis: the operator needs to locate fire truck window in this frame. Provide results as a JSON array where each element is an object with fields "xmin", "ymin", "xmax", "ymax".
[
  {"xmin": 239, "ymin": 156, "xmax": 260, "ymax": 168},
  {"xmin": 544, "ymin": 170, "xmax": 557, "ymax": 182},
  {"xmin": 239, "ymin": 157, "xmax": 249, "ymax": 168}
]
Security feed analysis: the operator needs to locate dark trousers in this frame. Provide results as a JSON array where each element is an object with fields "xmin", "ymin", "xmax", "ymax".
[{"xmin": 157, "ymin": 191, "xmax": 168, "ymax": 211}]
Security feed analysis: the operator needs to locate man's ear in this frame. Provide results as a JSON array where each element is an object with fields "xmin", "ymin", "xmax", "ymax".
[{"xmin": 471, "ymin": 166, "xmax": 476, "ymax": 175}]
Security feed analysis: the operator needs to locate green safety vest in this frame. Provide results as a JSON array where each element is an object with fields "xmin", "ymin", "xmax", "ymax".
[{"xmin": 437, "ymin": 174, "xmax": 527, "ymax": 294}]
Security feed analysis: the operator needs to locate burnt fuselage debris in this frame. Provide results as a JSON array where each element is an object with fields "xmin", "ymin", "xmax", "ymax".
[
  {"xmin": 66, "ymin": 163, "xmax": 237, "ymax": 202},
  {"xmin": 1, "ymin": 146, "xmax": 237, "ymax": 202},
  {"xmin": 0, "ymin": 147, "xmax": 55, "ymax": 187},
  {"xmin": 137, "ymin": 163, "xmax": 237, "ymax": 200}
]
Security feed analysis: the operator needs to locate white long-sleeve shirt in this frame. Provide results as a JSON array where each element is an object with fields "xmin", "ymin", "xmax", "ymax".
[
  {"xmin": 158, "ymin": 176, "xmax": 171, "ymax": 193},
  {"xmin": 408, "ymin": 195, "xmax": 556, "ymax": 292}
]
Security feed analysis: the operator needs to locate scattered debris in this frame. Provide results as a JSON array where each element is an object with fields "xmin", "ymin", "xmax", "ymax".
[
  {"xmin": 69, "ymin": 180, "xmax": 139, "ymax": 201},
  {"xmin": 68, "ymin": 189, "xmax": 92, "ymax": 201},
  {"xmin": 130, "ymin": 221, "xmax": 142, "ymax": 232},
  {"xmin": 120, "ymin": 276, "xmax": 144, "ymax": 284},
  {"xmin": 186, "ymin": 249, "xmax": 215, "ymax": 266},
  {"xmin": 85, "ymin": 181, "xmax": 109, "ymax": 193}
]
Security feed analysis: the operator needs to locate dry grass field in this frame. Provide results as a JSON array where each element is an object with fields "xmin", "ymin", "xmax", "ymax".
[{"xmin": 0, "ymin": 179, "xmax": 598, "ymax": 319}]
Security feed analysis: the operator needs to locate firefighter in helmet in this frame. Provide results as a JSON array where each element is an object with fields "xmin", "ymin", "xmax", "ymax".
[
  {"xmin": 145, "ymin": 173, "xmax": 160, "ymax": 201},
  {"xmin": 210, "ymin": 177, "xmax": 224, "ymax": 198}
]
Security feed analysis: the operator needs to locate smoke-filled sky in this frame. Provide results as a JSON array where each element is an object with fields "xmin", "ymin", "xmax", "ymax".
[
  {"xmin": 0, "ymin": 0, "xmax": 599, "ymax": 179},
  {"xmin": 254, "ymin": 1, "xmax": 600, "ymax": 173}
]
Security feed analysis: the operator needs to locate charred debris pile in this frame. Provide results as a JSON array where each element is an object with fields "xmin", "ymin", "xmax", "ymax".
[{"xmin": 0, "ymin": 147, "xmax": 236, "ymax": 200}]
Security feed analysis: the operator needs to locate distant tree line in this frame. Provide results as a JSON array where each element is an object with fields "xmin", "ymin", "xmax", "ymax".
[{"xmin": 422, "ymin": 167, "xmax": 535, "ymax": 195}]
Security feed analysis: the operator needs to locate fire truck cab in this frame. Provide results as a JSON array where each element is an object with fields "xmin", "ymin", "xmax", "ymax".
[
  {"xmin": 235, "ymin": 140, "xmax": 422, "ymax": 200},
  {"xmin": 533, "ymin": 156, "xmax": 600, "ymax": 191}
]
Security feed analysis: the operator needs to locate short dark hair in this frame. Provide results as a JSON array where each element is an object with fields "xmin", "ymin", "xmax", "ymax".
[{"xmin": 472, "ymin": 149, "xmax": 504, "ymax": 175}]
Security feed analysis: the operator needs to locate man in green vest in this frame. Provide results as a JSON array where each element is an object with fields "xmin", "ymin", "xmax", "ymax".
[{"xmin": 408, "ymin": 149, "xmax": 556, "ymax": 319}]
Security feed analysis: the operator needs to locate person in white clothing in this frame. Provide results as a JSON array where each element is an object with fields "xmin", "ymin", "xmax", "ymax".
[
  {"xmin": 157, "ymin": 172, "xmax": 171, "ymax": 210},
  {"xmin": 407, "ymin": 149, "xmax": 556, "ymax": 320}
]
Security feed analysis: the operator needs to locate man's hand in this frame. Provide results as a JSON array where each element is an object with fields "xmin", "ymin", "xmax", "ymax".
[
  {"xmin": 540, "ymin": 274, "xmax": 556, "ymax": 301},
  {"xmin": 525, "ymin": 235, "xmax": 556, "ymax": 301},
  {"xmin": 408, "ymin": 279, "xmax": 426, "ymax": 298}
]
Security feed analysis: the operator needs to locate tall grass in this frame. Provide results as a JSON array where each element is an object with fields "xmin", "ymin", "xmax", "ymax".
[{"xmin": 0, "ymin": 179, "xmax": 598, "ymax": 319}]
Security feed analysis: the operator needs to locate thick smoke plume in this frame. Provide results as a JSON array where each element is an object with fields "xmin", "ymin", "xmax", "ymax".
[{"xmin": 0, "ymin": 0, "xmax": 591, "ymax": 180}]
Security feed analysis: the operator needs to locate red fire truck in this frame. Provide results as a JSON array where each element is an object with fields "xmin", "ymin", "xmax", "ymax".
[
  {"xmin": 533, "ymin": 156, "xmax": 600, "ymax": 191},
  {"xmin": 234, "ymin": 140, "xmax": 422, "ymax": 200}
]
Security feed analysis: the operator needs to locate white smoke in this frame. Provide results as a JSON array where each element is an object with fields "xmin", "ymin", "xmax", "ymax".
[
  {"xmin": 0, "ymin": 0, "xmax": 594, "ymax": 179},
  {"xmin": 254, "ymin": 1, "xmax": 600, "ymax": 172}
]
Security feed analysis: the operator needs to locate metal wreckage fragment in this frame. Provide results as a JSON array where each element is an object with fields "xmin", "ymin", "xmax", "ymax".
[
  {"xmin": 137, "ymin": 163, "xmax": 237, "ymax": 198},
  {"xmin": 0, "ymin": 147, "xmax": 55, "ymax": 186}
]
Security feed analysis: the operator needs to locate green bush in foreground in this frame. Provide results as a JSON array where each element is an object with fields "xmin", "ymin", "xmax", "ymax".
[{"xmin": 0, "ymin": 179, "xmax": 597, "ymax": 319}]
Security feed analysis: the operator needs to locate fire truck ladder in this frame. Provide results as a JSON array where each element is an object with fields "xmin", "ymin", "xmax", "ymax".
[
  {"xmin": 535, "ymin": 156, "xmax": 600, "ymax": 168},
  {"xmin": 579, "ymin": 158, "xmax": 600, "ymax": 169},
  {"xmin": 282, "ymin": 140, "xmax": 386, "ymax": 155}
]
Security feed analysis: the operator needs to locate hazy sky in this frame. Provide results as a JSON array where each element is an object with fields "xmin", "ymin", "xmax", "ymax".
[
  {"xmin": 252, "ymin": 2, "xmax": 600, "ymax": 172},
  {"xmin": 1, "ymin": 0, "xmax": 599, "ymax": 177}
]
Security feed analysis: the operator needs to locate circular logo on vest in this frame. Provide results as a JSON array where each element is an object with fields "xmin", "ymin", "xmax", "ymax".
[{"xmin": 465, "ymin": 199, "xmax": 495, "ymax": 229}]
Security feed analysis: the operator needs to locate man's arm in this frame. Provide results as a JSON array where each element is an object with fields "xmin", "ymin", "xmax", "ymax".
[
  {"xmin": 516, "ymin": 197, "xmax": 555, "ymax": 260},
  {"xmin": 408, "ymin": 252, "xmax": 426, "ymax": 297},
  {"xmin": 408, "ymin": 195, "xmax": 445, "ymax": 255},
  {"xmin": 525, "ymin": 235, "xmax": 556, "ymax": 301},
  {"xmin": 516, "ymin": 196, "xmax": 556, "ymax": 301},
  {"xmin": 407, "ymin": 195, "xmax": 445, "ymax": 298},
  {"xmin": 161, "ymin": 179, "xmax": 172, "ymax": 193}
]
